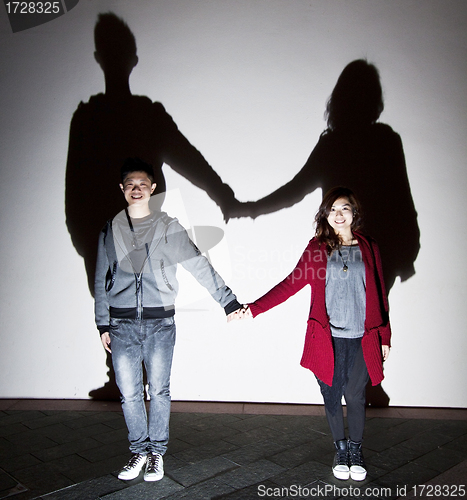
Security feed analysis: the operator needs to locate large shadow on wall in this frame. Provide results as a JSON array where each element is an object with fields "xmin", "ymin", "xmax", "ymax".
[
  {"xmin": 65, "ymin": 13, "xmax": 236, "ymax": 296},
  {"xmin": 227, "ymin": 60, "xmax": 420, "ymax": 407},
  {"xmin": 65, "ymin": 13, "xmax": 236, "ymax": 400},
  {"xmin": 228, "ymin": 60, "xmax": 420, "ymax": 294}
]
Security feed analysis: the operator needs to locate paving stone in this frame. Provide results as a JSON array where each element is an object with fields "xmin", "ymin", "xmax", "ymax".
[
  {"xmin": 26, "ymin": 422, "xmax": 114, "ymax": 445},
  {"xmin": 218, "ymin": 458, "xmax": 286, "ymax": 489},
  {"xmin": 411, "ymin": 445, "xmax": 466, "ymax": 473},
  {"xmin": 40, "ymin": 474, "xmax": 127, "ymax": 499},
  {"xmin": 91, "ymin": 428, "xmax": 128, "ymax": 445},
  {"xmin": 375, "ymin": 461, "xmax": 440, "ymax": 489},
  {"xmin": 0, "ymin": 423, "xmax": 30, "ymax": 438},
  {"xmin": 21, "ymin": 412, "xmax": 86, "ymax": 430},
  {"xmin": 166, "ymin": 437, "xmax": 193, "ymax": 454},
  {"xmin": 444, "ymin": 433, "xmax": 467, "ymax": 454},
  {"xmin": 61, "ymin": 413, "xmax": 122, "ymax": 430},
  {"xmin": 3, "ymin": 432, "xmax": 59, "ymax": 456},
  {"xmin": 221, "ymin": 440, "xmax": 288, "ymax": 466},
  {"xmin": 174, "ymin": 425, "xmax": 239, "ymax": 447},
  {"xmin": 168, "ymin": 456, "xmax": 238, "ymax": 487},
  {"xmin": 0, "ymin": 452, "xmax": 42, "ymax": 473},
  {"xmin": 31, "ymin": 437, "xmax": 102, "ymax": 463},
  {"xmin": 225, "ymin": 415, "xmax": 280, "ymax": 432},
  {"xmin": 398, "ymin": 430, "xmax": 456, "ymax": 455},
  {"xmin": 0, "ymin": 411, "xmax": 47, "ymax": 428},
  {"xmin": 214, "ymin": 479, "xmax": 283, "ymax": 500},
  {"xmin": 173, "ymin": 439, "xmax": 238, "ymax": 463},
  {"xmin": 366, "ymin": 441, "xmax": 423, "ymax": 471},
  {"xmin": 268, "ymin": 459, "xmax": 331, "ymax": 486},
  {"xmin": 77, "ymin": 440, "xmax": 129, "ymax": 463},
  {"xmin": 268, "ymin": 437, "xmax": 330, "ymax": 469},
  {"xmin": 100, "ymin": 475, "xmax": 183, "ymax": 499},
  {"xmin": 164, "ymin": 477, "xmax": 236, "ymax": 499}
]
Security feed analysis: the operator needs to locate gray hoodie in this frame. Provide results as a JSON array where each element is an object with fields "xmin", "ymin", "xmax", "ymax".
[{"xmin": 94, "ymin": 210, "xmax": 240, "ymax": 334}]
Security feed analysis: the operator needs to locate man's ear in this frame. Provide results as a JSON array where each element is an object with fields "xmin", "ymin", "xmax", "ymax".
[
  {"xmin": 119, "ymin": 183, "xmax": 125, "ymax": 193},
  {"xmin": 150, "ymin": 183, "xmax": 157, "ymax": 194}
]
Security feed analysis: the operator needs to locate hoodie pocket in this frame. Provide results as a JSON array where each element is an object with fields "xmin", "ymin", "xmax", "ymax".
[{"xmin": 160, "ymin": 259, "xmax": 174, "ymax": 291}]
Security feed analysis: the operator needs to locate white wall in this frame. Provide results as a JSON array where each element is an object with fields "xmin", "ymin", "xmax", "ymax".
[{"xmin": 0, "ymin": 0, "xmax": 466, "ymax": 407}]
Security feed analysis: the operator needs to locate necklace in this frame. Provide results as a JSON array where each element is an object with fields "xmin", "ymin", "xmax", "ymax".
[{"xmin": 338, "ymin": 248, "xmax": 349, "ymax": 272}]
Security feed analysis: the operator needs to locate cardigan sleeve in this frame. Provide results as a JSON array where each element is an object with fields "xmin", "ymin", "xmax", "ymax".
[{"xmin": 249, "ymin": 241, "xmax": 318, "ymax": 317}]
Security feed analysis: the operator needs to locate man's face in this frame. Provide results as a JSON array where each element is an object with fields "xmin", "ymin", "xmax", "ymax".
[{"xmin": 120, "ymin": 171, "xmax": 156, "ymax": 208}]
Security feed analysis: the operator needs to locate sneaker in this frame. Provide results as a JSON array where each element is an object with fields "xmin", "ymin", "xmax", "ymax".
[
  {"xmin": 332, "ymin": 439, "xmax": 350, "ymax": 480},
  {"xmin": 348, "ymin": 440, "xmax": 367, "ymax": 481},
  {"xmin": 117, "ymin": 453, "xmax": 147, "ymax": 480},
  {"xmin": 144, "ymin": 452, "xmax": 164, "ymax": 482}
]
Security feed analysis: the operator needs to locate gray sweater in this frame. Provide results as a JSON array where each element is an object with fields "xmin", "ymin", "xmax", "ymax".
[
  {"xmin": 325, "ymin": 244, "xmax": 366, "ymax": 338},
  {"xmin": 94, "ymin": 210, "xmax": 239, "ymax": 334}
]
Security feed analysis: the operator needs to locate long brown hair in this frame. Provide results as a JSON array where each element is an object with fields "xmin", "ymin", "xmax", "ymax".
[{"xmin": 315, "ymin": 187, "xmax": 363, "ymax": 254}]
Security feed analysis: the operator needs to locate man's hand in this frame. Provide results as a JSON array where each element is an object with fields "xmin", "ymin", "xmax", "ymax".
[
  {"xmin": 101, "ymin": 332, "xmax": 112, "ymax": 353},
  {"xmin": 382, "ymin": 345, "xmax": 390, "ymax": 361},
  {"xmin": 227, "ymin": 305, "xmax": 252, "ymax": 322}
]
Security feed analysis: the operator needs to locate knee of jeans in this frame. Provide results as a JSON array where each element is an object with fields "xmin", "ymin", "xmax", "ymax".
[
  {"xmin": 147, "ymin": 383, "xmax": 170, "ymax": 399},
  {"xmin": 120, "ymin": 387, "xmax": 145, "ymax": 404}
]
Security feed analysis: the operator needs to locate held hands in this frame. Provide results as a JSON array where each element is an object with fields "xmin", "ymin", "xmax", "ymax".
[{"xmin": 227, "ymin": 305, "xmax": 252, "ymax": 322}]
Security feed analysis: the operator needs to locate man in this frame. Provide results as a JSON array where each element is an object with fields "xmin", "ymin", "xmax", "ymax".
[{"xmin": 94, "ymin": 158, "xmax": 242, "ymax": 481}]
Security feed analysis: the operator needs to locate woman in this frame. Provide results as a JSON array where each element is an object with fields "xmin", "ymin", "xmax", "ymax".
[{"xmin": 243, "ymin": 186, "xmax": 391, "ymax": 481}]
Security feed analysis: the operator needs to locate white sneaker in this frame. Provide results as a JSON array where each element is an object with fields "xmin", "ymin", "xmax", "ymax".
[
  {"xmin": 348, "ymin": 440, "xmax": 367, "ymax": 481},
  {"xmin": 144, "ymin": 452, "xmax": 164, "ymax": 481},
  {"xmin": 117, "ymin": 453, "xmax": 147, "ymax": 480},
  {"xmin": 332, "ymin": 440, "xmax": 350, "ymax": 480}
]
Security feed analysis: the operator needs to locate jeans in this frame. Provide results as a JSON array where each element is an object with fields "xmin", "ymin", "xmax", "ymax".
[{"xmin": 110, "ymin": 316, "xmax": 176, "ymax": 455}]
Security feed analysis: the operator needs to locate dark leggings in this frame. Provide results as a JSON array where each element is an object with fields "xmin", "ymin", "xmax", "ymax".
[{"xmin": 324, "ymin": 343, "xmax": 369, "ymax": 443}]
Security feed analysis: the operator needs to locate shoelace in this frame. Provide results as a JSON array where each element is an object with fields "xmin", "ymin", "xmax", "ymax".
[
  {"xmin": 335, "ymin": 449, "xmax": 348, "ymax": 465},
  {"xmin": 123, "ymin": 454, "xmax": 144, "ymax": 470},
  {"xmin": 146, "ymin": 454, "xmax": 161, "ymax": 472},
  {"xmin": 348, "ymin": 448, "xmax": 364, "ymax": 466}
]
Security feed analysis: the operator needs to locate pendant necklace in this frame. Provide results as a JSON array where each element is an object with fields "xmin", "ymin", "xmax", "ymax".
[{"xmin": 338, "ymin": 248, "xmax": 349, "ymax": 272}]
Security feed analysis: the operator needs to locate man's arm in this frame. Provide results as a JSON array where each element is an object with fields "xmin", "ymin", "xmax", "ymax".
[
  {"xmin": 94, "ymin": 226, "xmax": 111, "ymax": 343},
  {"xmin": 167, "ymin": 221, "xmax": 241, "ymax": 315}
]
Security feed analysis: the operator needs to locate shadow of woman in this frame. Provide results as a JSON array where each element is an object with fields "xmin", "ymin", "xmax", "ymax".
[
  {"xmin": 66, "ymin": 13, "xmax": 236, "ymax": 401},
  {"xmin": 227, "ymin": 60, "xmax": 420, "ymax": 406}
]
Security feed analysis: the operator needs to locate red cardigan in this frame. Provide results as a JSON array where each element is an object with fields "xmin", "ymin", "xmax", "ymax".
[{"xmin": 249, "ymin": 232, "xmax": 391, "ymax": 386}]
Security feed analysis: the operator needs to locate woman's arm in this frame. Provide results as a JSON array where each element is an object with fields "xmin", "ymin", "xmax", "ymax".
[{"xmin": 248, "ymin": 241, "xmax": 317, "ymax": 317}]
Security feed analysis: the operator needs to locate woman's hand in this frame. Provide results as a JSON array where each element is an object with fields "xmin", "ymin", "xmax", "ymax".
[
  {"xmin": 227, "ymin": 305, "xmax": 252, "ymax": 322},
  {"xmin": 382, "ymin": 345, "xmax": 390, "ymax": 361}
]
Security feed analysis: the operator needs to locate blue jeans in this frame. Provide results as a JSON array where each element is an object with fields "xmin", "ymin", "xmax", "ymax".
[{"xmin": 110, "ymin": 317, "xmax": 176, "ymax": 455}]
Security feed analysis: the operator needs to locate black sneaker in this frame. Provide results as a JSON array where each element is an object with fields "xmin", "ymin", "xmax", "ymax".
[
  {"xmin": 144, "ymin": 452, "xmax": 164, "ymax": 481},
  {"xmin": 332, "ymin": 439, "xmax": 350, "ymax": 480},
  {"xmin": 348, "ymin": 440, "xmax": 367, "ymax": 481},
  {"xmin": 117, "ymin": 453, "xmax": 147, "ymax": 480}
]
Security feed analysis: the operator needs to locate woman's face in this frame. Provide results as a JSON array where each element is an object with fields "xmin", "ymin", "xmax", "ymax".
[{"xmin": 327, "ymin": 197, "xmax": 354, "ymax": 235}]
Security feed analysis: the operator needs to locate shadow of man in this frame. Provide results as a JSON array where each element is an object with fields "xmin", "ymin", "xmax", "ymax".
[
  {"xmin": 227, "ymin": 60, "xmax": 420, "ymax": 407},
  {"xmin": 65, "ymin": 13, "xmax": 235, "ymax": 296},
  {"xmin": 65, "ymin": 13, "xmax": 235, "ymax": 400}
]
